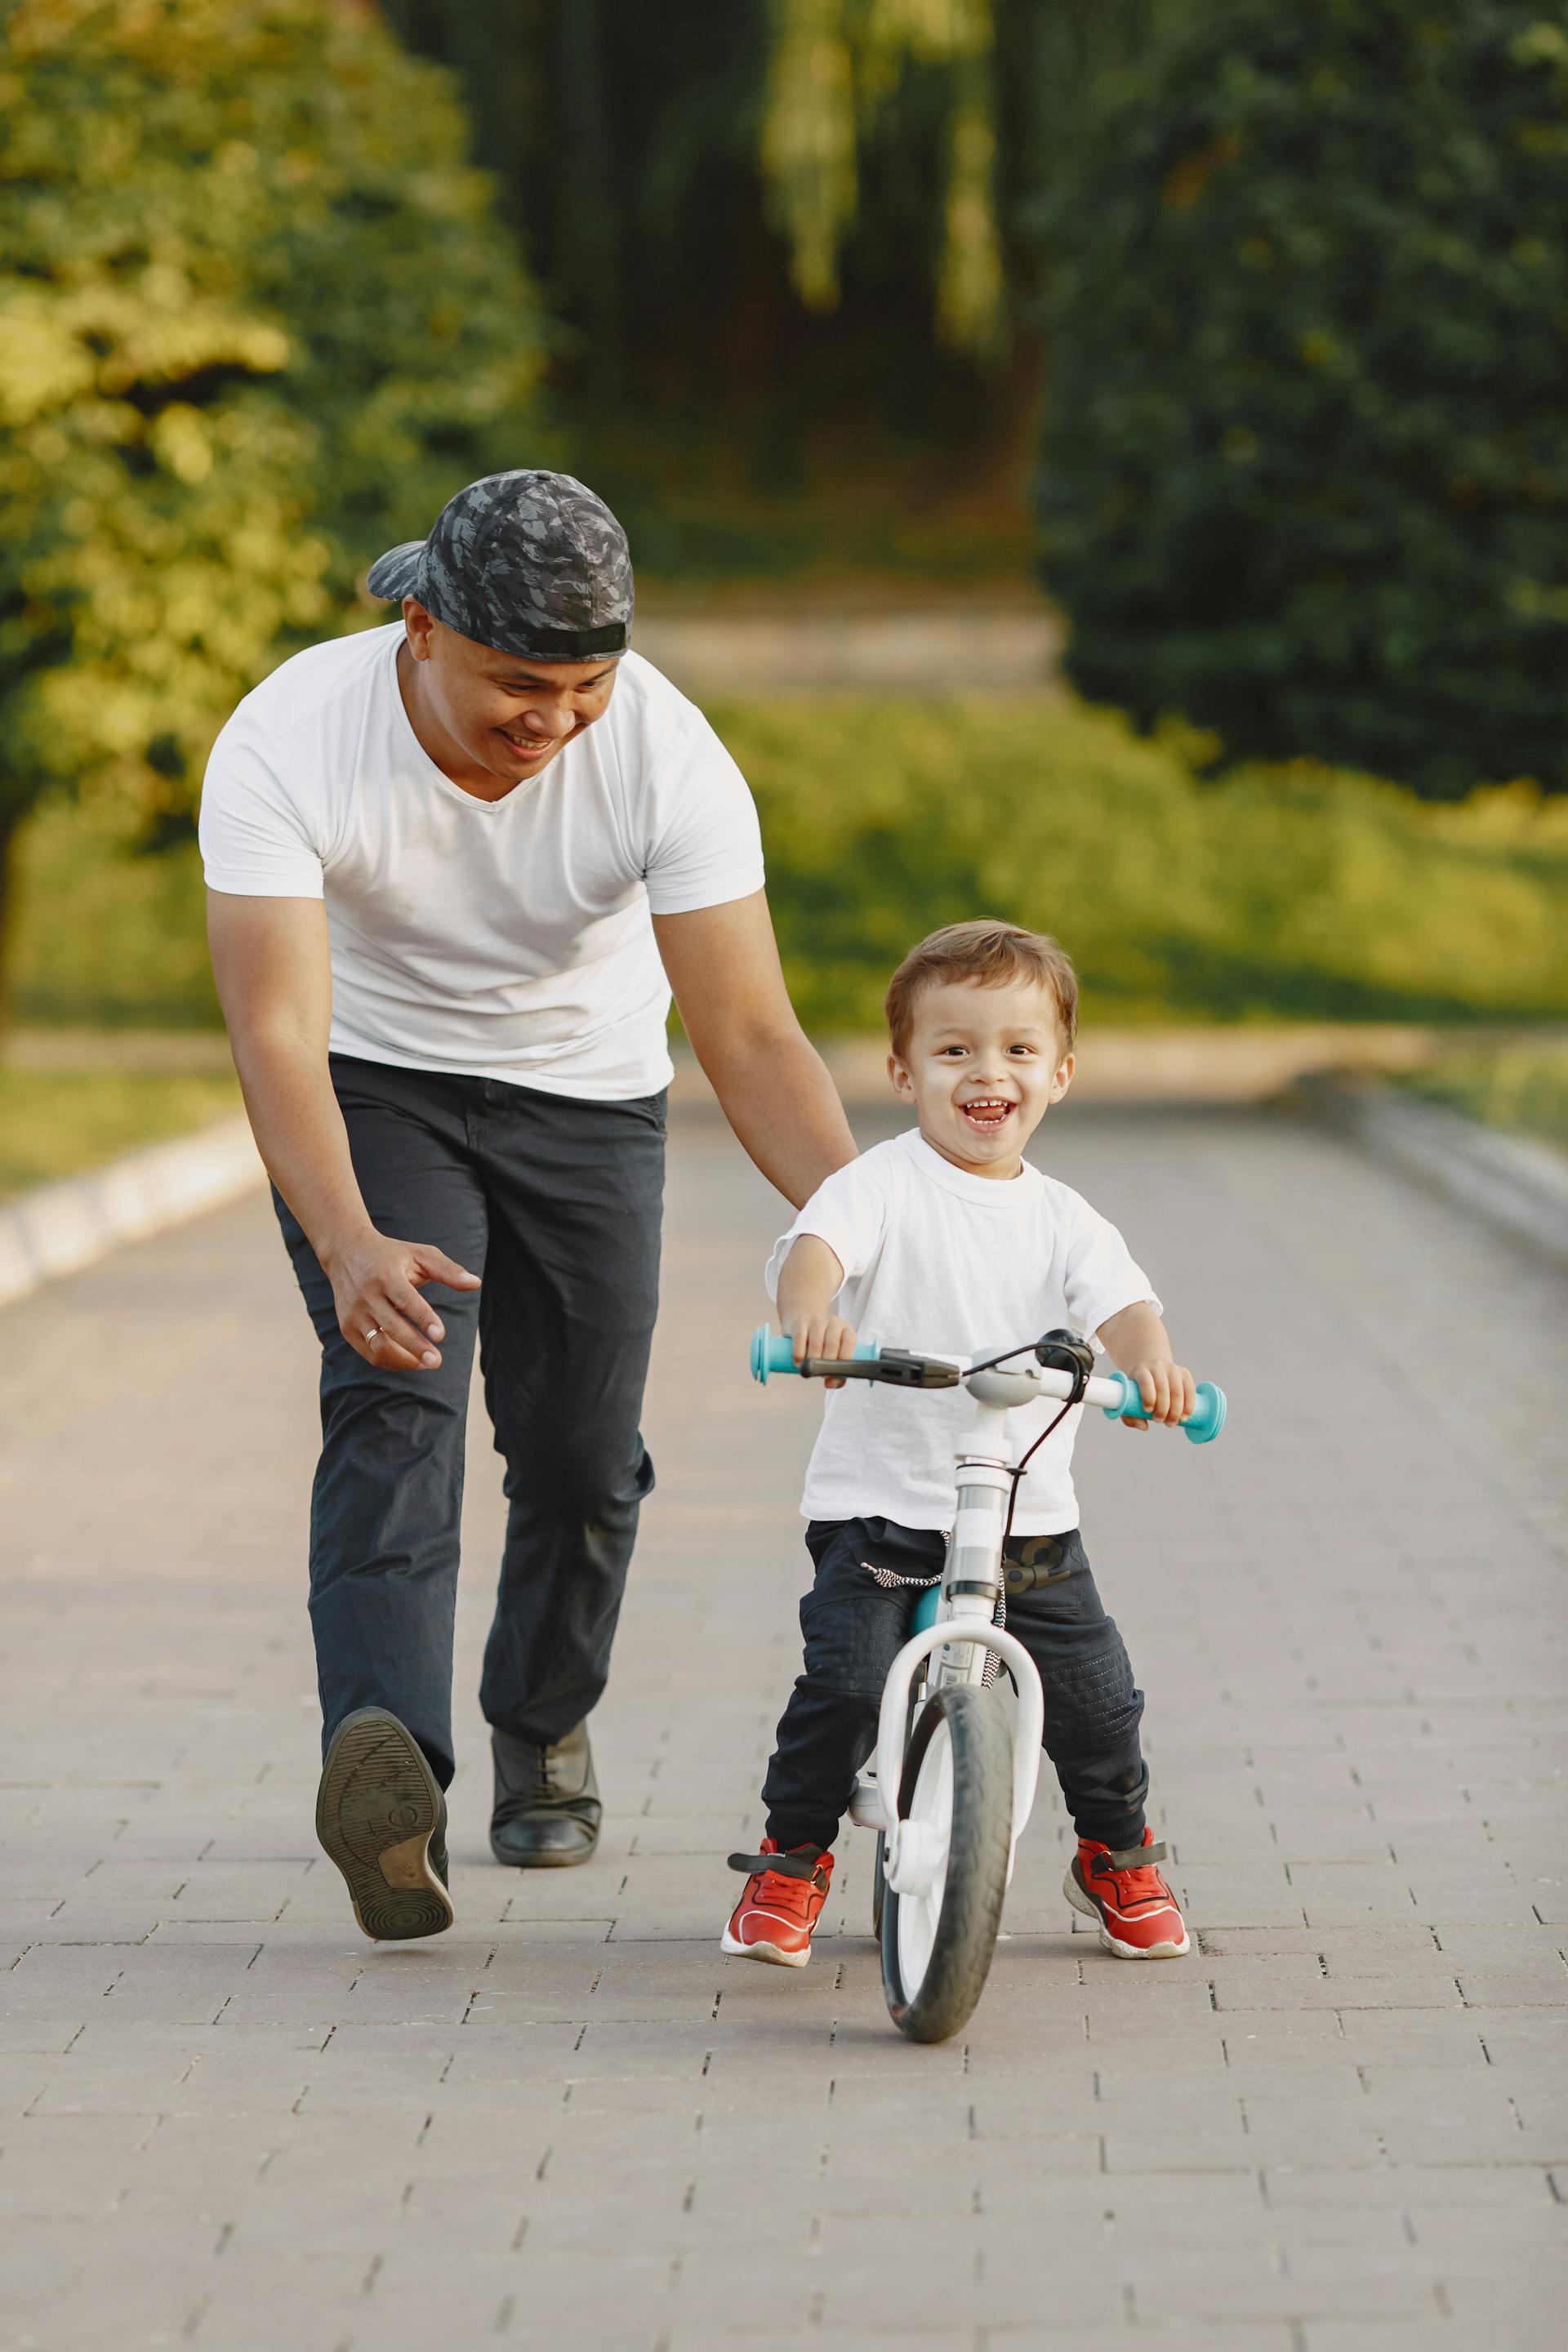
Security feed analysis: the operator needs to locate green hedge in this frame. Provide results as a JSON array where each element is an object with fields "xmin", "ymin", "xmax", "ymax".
[
  {"xmin": 12, "ymin": 695, "xmax": 1568, "ymax": 1032},
  {"xmin": 716, "ymin": 697, "xmax": 1568, "ymax": 1029}
]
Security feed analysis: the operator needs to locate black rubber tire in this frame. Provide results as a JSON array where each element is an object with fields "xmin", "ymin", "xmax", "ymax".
[
  {"xmin": 871, "ymin": 1830, "xmax": 886, "ymax": 1937},
  {"xmin": 880, "ymin": 1682, "xmax": 1012, "ymax": 2043}
]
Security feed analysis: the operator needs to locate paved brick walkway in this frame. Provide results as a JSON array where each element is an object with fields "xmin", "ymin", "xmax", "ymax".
[{"xmin": 2, "ymin": 1104, "xmax": 1565, "ymax": 2351}]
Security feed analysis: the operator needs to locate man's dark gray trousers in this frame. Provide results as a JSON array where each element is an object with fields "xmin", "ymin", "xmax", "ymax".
[{"xmin": 275, "ymin": 1053, "xmax": 665, "ymax": 1789}]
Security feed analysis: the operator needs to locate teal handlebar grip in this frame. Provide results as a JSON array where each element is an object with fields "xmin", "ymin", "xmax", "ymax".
[
  {"xmin": 1100, "ymin": 1370, "xmax": 1227, "ymax": 1444},
  {"xmin": 1183, "ymin": 1382, "xmax": 1227, "ymax": 1443},
  {"xmin": 750, "ymin": 1323, "xmax": 880, "ymax": 1383}
]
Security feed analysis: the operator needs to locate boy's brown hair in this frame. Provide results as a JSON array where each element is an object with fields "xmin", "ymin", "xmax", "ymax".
[{"xmin": 884, "ymin": 920, "xmax": 1079, "ymax": 1062}]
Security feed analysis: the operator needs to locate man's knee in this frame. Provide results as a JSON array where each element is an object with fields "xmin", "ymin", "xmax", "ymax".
[{"xmin": 500, "ymin": 1417, "xmax": 653, "ymax": 1520}]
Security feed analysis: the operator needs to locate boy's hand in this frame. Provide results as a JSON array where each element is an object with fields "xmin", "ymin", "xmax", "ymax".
[
  {"xmin": 787, "ymin": 1313, "xmax": 860, "ymax": 1390},
  {"xmin": 1118, "ymin": 1358, "xmax": 1197, "ymax": 1432}
]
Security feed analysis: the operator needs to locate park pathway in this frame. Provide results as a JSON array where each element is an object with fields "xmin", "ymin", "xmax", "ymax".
[{"xmin": 2, "ymin": 1101, "xmax": 1566, "ymax": 2351}]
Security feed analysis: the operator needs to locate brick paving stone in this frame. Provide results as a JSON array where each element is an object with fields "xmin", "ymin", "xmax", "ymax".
[{"xmin": 2, "ymin": 1101, "xmax": 1565, "ymax": 2349}]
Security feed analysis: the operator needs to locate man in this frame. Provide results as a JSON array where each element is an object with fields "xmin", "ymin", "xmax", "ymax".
[{"xmin": 202, "ymin": 470, "xmax": 855, "ymax": 1941}]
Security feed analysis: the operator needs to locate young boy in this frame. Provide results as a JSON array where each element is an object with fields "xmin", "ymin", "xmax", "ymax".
[{"xmin": 722, "ymin": 920, "xmax": 1196, "ymax": 1970}]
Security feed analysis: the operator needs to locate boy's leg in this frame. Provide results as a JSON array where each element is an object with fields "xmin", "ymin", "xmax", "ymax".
[
  {"xmin": 1002, "ymin": 1532, "xmax": 1147, "ymax": 1846},
  {"xmin": 760, "ymin": 1518, "xmax": 944, "ymax": 1851},
  {"xmin": 1004, "ymin": 1533, "xmax": 1186, "ymax": 1956},
  {"xmin": 728, "ymin": 1519, "xmax": 939, "ymax": 1965}
]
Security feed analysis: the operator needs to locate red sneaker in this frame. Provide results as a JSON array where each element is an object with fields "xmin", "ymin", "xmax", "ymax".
[
  {"xmin": 1066, "ymin": 1829, "xmax": 1189, "ymax": 1958},
  {"xmin": 721, "ymin": 1840, "xmax": 834, "ymax": 1968}
]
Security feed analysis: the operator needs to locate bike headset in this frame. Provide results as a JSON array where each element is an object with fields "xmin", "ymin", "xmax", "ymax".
[{"xmin": 964, "ymin": 1328, "xmax": 1097, "ymax": 1559}]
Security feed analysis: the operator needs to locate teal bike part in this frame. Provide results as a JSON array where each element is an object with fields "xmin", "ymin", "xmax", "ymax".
[
  {"xmin": 1099, "ymin": 1370, "xmax": 1227, "ymax": 1444},
  {"xmin": 750, "ymin": 1324, "xmax": 881, "ymax": 1383},
  {"xmin": 1183, "ymin": 1382, "xmax": 1227, "ymax": 1443},
  {"xmin": 911, "ymin": 1587, "xmax": 941, "ymax": 1634}
]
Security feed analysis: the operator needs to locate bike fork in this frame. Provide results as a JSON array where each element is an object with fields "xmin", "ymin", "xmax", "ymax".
[{"xmin": 875, "ymin": 1410, "xmax": 1045, "ymax": 1883}]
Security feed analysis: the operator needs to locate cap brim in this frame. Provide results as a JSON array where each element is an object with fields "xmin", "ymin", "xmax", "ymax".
[{"xmin": 364, "ymin": 541, "xmax": 425, "ymax": 601}]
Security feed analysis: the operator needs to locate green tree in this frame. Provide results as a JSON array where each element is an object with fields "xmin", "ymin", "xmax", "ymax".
[
  {"xmin": 0, "ymin": 0, "xmax": 544, "ymax": 982},
  {"xmin": 1034, "ymin": 1, "xmax": 1568, "ymax": 799}
]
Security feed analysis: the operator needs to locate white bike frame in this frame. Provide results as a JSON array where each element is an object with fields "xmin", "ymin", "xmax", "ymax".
[{"xmin": 870, "ymin": 1357, "xmax": 1136, "ymax": 1899}]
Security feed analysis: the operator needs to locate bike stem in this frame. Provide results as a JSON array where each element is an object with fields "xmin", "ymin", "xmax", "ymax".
[{"xmin": 935, "ymin": 1405, "xmax": 1013, "ymax": 1690}]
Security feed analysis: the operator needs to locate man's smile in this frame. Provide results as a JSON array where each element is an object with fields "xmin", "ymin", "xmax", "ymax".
[{"xmin": 497, "ymin": 727, "xmax": 558, "ymax": 760}]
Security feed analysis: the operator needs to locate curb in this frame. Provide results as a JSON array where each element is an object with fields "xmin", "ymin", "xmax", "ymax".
[
  {"xmin": 0, "ymin": 1114, "xmax": 265, "ymax": 1311},
  {"xmin": 1295, "ymin": 1076, "xmax": 1568, "ymax": 1271}
]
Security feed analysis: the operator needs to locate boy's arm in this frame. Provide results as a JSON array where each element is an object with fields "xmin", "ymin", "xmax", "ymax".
[
  {"xmin": 1095, "ymin": 1301, "xmax": 1196, "ymax": 1432},
  {"xmin": 776, "ymin": 1234, "xmax": 858, "ymax": 1384}
]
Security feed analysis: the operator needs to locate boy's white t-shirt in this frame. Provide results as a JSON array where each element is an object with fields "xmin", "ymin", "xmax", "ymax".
[
  {"xmin": 765, "ymin": 1128, "xmax": 1160, "ymax": 1536},
  {"xmin": 198, "ymin": 626, "xmax": 764, "ymax": 1101}
]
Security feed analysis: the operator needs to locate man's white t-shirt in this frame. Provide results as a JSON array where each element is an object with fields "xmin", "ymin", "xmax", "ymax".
[
  {"xmin": 198, "ymin": 626, "xmax": 764, "ymax": 1100},
  {"xmin": 766, "ymin": 1128, "xmax": 1159, "ymax": 1536}
]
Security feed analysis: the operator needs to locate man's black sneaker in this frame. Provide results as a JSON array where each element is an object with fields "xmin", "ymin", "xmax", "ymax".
[
  {"xmin": 316, "ymin": 1707, "xmax": 454, "ymax": 1940},
  {"xmin": 490, "ymin": 1719, "xmax": 601, "ymax": 1868}
]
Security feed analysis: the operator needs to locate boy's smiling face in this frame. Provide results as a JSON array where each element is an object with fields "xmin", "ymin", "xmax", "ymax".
[{"xmin": 889, "ymin": 976, "xmax": 1075, "ymax": 1180}]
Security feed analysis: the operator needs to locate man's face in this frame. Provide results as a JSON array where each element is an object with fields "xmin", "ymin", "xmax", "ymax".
[{"xmin": 403, "ymin": 601, "xmax": 619, "ymax": 786}]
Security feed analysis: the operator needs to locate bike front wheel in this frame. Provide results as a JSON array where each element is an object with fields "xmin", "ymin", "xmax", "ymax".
[{"xmin": 880, "ymin": 1681, "xmax": 1012, "ymax": 2043}]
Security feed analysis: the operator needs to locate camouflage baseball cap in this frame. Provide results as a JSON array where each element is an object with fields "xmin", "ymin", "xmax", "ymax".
[{"xmin": 365, "ymin": 470, "xmax": 632, "ymax": 661}]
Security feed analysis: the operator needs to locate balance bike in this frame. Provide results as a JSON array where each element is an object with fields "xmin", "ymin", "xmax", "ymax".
[{"xmin": 751, "ymin": 1325, "xmax": 1225, "ymax": 2042}]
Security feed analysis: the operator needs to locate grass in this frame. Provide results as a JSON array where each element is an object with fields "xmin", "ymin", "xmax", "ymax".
[
  {"xmin": 1396, "ymin": 1044, "xmax": 1568, "ymax": 1156},
  {"xmin": 0, "ymin": 1067, "xmax": 241, "ymax": 1201}
]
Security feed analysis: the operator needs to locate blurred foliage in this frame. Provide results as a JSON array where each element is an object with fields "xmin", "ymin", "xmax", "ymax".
[
  {"xmin": 1035, "ymin": 1, "xmax": 1568, "ymax": 800},
  {"xmin": 760, "ymin": 0, "xmax": 1003, "ymax": 350},
  {"xmin": 0, "ymin": 1065, "xmax": 239, "ymax": 1200},
  {"xmin": 11, "ymin": 794, "xmax": 220, "ymax": 1027},
  {"xmin": 1399, "ymin": 1042, "xmax": 1568, "ymax": 1152},
  {"xmin": 381, "ymin": 1, "xmax": 1150, "ymax": 549},
  {"xmin": 719, "ymin": 698, "xmax": 1568, "ymax": 1029},
  {"xmin": 16, "ymin": 697, "xmax": 1567, "ymax": 1035},
  {"xmin": 0, "ymin": 0, "xmax": 544, "ymax": 961}
]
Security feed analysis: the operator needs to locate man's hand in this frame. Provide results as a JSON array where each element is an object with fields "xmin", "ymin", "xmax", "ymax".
[
  {"xmin": 786, "ymin": 1311, "xmax": 859, "ymax": 1389},
  {"xmin": 208, "ymin": 891, "xmax": 482, "ymax": 1378},
  {"xmin": 326, "ymin": 1232, "xmax": 482, "ymax": 1371},
  {"xmin": 1116, "ymin": 1357, "xmax": 1198, "ymax": 1432}
]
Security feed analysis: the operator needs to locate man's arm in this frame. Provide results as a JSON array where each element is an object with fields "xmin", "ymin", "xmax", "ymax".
[
  {"xmin": 653, "ymin": 891, "xmax": 857, "ymax": 1208},
  {"xmin": 206, "ymin": 891, "xmax": 479, "ymax": 1371}
]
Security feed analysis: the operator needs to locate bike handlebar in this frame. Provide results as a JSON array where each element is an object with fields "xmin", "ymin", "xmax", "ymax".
[{"xmin": 749, "ymin": 1325, "xmax": 1227, "ymax": 1445}]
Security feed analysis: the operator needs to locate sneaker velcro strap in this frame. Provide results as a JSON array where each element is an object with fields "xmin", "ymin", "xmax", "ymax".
[
  {"xmin": 1094, "ymin": 1840, "xmax": 1168, "ymax": 1873},
  {"xmin": 727, "ymin": 1849, "xmax": 826, "ymax": 1885}
]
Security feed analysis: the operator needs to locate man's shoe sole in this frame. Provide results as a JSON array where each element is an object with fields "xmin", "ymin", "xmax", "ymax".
[
  {"xmin": 317, "ymin": 1708, "xmax": 454, "ymax": 1942},
  {"xmin": 719, "ymin": 1927, "xmax": 811, "ymax": 1968},
  {"xmin": 1064, "ymin": 1870, "xmax": 1190, "ymax": 1960}
]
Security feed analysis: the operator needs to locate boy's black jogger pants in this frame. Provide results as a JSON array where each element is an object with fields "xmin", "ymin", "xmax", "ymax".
[
  {"xmin": 761, "ymin": 1515, "xmax": 1149, "ymax": 1853},
  {"xmin": 276, "ymin": 1054, "xmax": 665, "ymax": 1791}
]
